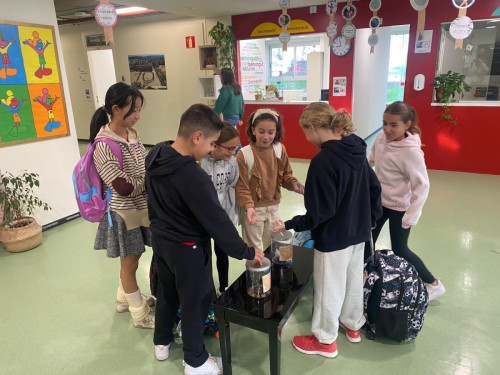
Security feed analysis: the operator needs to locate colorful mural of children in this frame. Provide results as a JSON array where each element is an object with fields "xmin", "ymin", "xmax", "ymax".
[
  {"xmin": 23, "ymin": 31, "xmax": 52, "ymax": 79},
  {"xmin": 0, "ymin": 89, "xmax": 27, "ymax": 136},
  {"xmin": 0, "ymin": 29, "xmax": 17, "ymax": 79},
  {"xmin": 33, "ymin": 87, "xmax": 61, "ymax": 132}
]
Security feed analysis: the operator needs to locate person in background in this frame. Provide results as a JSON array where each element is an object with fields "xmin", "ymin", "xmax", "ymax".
[
  {"xmin": 366, "ymin": 101, "xmax": 445, "ymax": 301},
  {"xmin": 214, "ymin": 67, "xmax": 244, "ymax": 152},
  {"xmin": 236, "ymin": 108, "xmax": 304, "ymax": 252},
  {"xmin": 200, "ymin": 122, "xmax": 240, "ymax": 296},
  {"xmin": 91, "ymin": 82, "xmax": 155, "ymax": 329},
  {"xmin": 145, "ymin": 104, "xmax": 263, "ymax": 373},
  {"xmin": 272, "ymin": 102, "xmax": 382, "ymax": 358}
]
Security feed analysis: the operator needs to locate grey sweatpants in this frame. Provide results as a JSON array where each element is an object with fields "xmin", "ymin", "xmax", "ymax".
[{"xmin": 311, "ymin": 242, "xmax": 366, "ymax": 344}]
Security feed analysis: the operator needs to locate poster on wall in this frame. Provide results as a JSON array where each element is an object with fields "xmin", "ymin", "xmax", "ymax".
[
  {"xmin": 332, "ymin": 76, "xmax": 347, "ymax": 96},
  {"xmin": 128, "ymin": 54, "xmax": 167, "ymax": 90},
  {"xmin": 414, "ymin": 30, "xmax": 433, "ymax": 53},
  {"xmin": 0, "ymin": 21, "xmax": 70, "ymax": 147},
  {"xmin": 239, "ymin": 40, "xmax": 266, "ymax": 100}
]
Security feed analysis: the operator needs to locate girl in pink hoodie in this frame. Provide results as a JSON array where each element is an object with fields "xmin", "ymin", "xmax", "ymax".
[{"xmin": 367, "ymin": 101, "xmax": 445, "ymax": 302}]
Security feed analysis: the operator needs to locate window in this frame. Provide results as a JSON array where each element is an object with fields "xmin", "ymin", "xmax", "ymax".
[
  {"xmin": 386, "ymin": 31, "xmax": 409, "ymax": 103},
  {"xmin": 437, "ymin": 19, "xmax": 500, "ymax": 101},
  {"xmin": 238, "ymin": 34, "xmax": 328, "ymax": 101},
  {"xmin": 268, "ymin": 38, "xmax": 320, "ymax": 90}
]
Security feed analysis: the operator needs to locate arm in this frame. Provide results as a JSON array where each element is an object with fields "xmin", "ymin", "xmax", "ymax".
[
  {"xmin": 94, "ymin": 142, "xmax": 145, "ymax": 197},
  {"xmin": 213, "ymin": 88, "xmax": 230, "ymax": 115},
  {"xmin": 182, "ymin": 168, "xmax": 257, "ymax": 261},
  {"xmin": 235, "ymin": 151, "xmax": 254, "ymax": 210},
  {"xmin": 401, "ymin": 149, "xmax": 430, "ymax": 228},
  {"xmin": 279, "ymin": 145, "xmax": 302, "ymax": 192}
]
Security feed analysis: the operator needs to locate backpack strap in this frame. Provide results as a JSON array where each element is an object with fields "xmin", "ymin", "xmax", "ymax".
[
  {"xmin": 93, "ymin": 138, "xmax": 124, "ymax": 227},
  {"xmin": 94, "ymin": 138, "xmax": 124, "ymax": 169},
  {"xmin": 241, "ymin": 143, "xmax": 283, "ymax": 180}
]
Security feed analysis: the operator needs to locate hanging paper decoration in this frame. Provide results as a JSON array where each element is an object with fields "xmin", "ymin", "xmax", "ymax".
[
  {"xmin": 325, "ymin": 0, "xmax": 338, "ymax": 46},
  {"xmin": 341, "ymin": 1, "xmax": 357, "ymax": 46},
  {"xmin": 94, "ymin": 0, "xmax": 117, "ymax": 45},
  {"xmin": 279, "ymin": 0, "xmax": 291, "ymax": 51},
  {"xmin": 409, "ymin": 0, "xmax": 429, "ymax": 53},
  {"xmin": 451, "ymin": 0, "xmax": 475, "ymax": 49},
  {"xmin": 368, "ymin": 0, "xmax": 381, "ymax": 53}
]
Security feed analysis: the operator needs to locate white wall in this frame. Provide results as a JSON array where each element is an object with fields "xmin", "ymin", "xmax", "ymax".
[
  {"xmin": 352, "ymin": 27, "xmax": 393, "ymax": 139},
  {"xmin": 59, "ymin": 16, "xmax": 230, "ymax": 144},
  {"xmin": 0, "ymin": 0, "xmax": 81, "ymax": 225}
]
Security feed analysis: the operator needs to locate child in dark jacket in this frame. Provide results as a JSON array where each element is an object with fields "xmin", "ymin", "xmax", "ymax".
[
  {"xmin": 272, "ymin": 102, "xmax": 382, "ymax": 359},
  {"xmin": 145, "ymin": 104, "xmax": 264, "ymax": 374}
]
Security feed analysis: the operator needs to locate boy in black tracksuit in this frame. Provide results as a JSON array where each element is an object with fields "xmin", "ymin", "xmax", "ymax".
[{"xmin": 145, "ymin": 104, "xmax": 263, "ymax": 373}]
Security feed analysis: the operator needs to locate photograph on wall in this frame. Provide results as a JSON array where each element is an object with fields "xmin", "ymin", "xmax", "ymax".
[
  {"xmin": 414, "ymin": 30, "xmax": 433, "ymax": 53},
  {"xmin": 128, "ymin": 54, "xmax": 167, "ymax": 90},
  {"xmin": 0, "ymin": 21, "xmax": 70, "ymax": 147}
]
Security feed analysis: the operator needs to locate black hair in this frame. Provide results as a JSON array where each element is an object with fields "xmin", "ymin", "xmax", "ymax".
[
  {"xmin": 178, "ymin": 104, "xmax": 224, "ymax": 138},
  {"xmin": 220, "ymin": 68, "xmax": 242, "ymax": 96},
  {"xmin": 89, "ymin": 82, "xmax": 144, "ymax": 142}
]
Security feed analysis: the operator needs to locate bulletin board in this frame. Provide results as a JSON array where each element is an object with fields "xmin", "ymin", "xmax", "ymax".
[{"xmin": 0, "ymin": 21, "xmax": 70, "ymax": 147}]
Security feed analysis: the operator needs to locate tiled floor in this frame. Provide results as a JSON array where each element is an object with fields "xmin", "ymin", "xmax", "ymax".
[{"xmin": 1, "ymin": 138, "xmax": 499, "ymax": 374}]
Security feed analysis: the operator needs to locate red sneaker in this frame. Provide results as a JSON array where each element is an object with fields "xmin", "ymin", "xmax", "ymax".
[
  {"xmin": 292, "ymin": 335, "xmax": 338, "ymax": 358},
  {"xmin": 339, "ymin": 322, "xmax": 361, "ymax": 343}
]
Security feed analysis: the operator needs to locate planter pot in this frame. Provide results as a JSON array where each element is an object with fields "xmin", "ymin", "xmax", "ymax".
[
  {"xmin": 254, "ymin": 94, "xmax": 263, "ymax": 101},
  {"xmin": 435, "ymin": 88, "xmax": 446, "ymax": 103},
  {"xmin": 0, "ymin": 217, "xmax": 42, "ymax": 253}
]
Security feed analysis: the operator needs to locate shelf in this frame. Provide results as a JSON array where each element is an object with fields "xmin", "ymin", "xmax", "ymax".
[
  {"xmin": 198, "ymin": 75, "xmax": 222, "ymax": 99},
  {"xmin": 199, "ymin": 45, "xmax": 218, "ymax": 70}
]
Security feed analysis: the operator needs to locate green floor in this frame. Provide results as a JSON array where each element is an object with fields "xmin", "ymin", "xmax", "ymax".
[{"xmin": 1, "ymin": 141, "xmax": 500, "ymax": 375}]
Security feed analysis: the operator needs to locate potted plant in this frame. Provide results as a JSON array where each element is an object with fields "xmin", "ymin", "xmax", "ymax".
[
  {"xmin": 254, "ymin": 84, "xmax": 263, "ymax": 101},
  {"xmin": 0, "ymin": 170, "xmax": 51, "ymax": 253},
  {"xmin": 432, "ymin": 70, "xmax": 471, "ymax": 125},
  {"xmin": 208, "ymin": 21, "xmax": 236, "ymax": 69}
]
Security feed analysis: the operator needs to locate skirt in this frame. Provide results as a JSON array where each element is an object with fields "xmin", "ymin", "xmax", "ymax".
[{"xmin": 94, "ymin": 210, "xmax": 152, "ymax": 258}]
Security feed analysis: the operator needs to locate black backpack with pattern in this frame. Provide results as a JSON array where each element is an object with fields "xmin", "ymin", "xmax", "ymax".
[{"xmin": 363, "ymin": 249, "xmax": 429, "ymax": 342}]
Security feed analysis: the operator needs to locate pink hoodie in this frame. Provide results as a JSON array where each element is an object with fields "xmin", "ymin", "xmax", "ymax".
[{"xmin": 368, "ymin": 131, "xmax": 429, "ymax": 228}]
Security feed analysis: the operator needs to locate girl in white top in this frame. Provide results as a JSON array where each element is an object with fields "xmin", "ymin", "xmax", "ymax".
[
  {"xmin": 367, "ymin": 101, "xmax": 445, "ymax": 301},
  {"xmin": 200, "ymin": 122, "xmax": 240, "ymax": 294}
]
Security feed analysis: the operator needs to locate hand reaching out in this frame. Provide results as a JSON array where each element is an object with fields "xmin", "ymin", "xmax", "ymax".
[
  {"xmin": 246, "ymin": 207, "xmax": 258, "ymax": 225},
  {"xmin": 271, "ymin": 220, "xmax": 285, "ymax": 233},
  {"xmin": 253, "ymin": 246, "xmax": 264, "ymax": 265},
  {"xmin": 293, "ymin": 181, "xmax": 305, "ymax": 195}
]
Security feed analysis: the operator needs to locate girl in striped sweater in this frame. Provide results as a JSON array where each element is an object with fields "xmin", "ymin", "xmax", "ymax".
[{"xmin": 91, "ymin": 82, "xmax": 155, "ymax": 329}]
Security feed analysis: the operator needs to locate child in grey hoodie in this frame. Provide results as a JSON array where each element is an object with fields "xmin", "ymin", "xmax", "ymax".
[{"xmin": 200, "ymin": 122, "xmax": 240, "ymax": 294}]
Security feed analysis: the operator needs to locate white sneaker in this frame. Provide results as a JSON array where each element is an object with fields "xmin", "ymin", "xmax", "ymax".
[
  {"xmin": 116, "ymin": 295, "xmax": 155, "ymax": 313},
  {"xmin": 184, "ymin": 354, "xmax": 222, "ymax": 375},
  {"xmin": 426, "ymin": 280, "xmax": 446, "ymax": 301},
  {"xmin": 155, "ymin": 344, "xmax": 170, "ymax": 361},
  {"xmin": 133, "ymin": 309, "xmax": 155, "ymax": 329}
]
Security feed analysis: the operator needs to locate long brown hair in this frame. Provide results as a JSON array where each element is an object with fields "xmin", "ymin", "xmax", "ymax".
[
  {"xmin": 246, "ymin": 109, "xmax": 284, "ymax": 144},
  {"xmin": 384, "ymin": 101, "xmax": 421, "ymax": 136},
  {"xmin": 220, "ymin": 68, "xmax": 242, "ymax": 96}
]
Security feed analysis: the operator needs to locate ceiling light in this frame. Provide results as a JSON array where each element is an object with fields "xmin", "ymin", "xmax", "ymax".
[{"xmin": 116, "ymin": 7, "xmax": 151, "ymax": 15}]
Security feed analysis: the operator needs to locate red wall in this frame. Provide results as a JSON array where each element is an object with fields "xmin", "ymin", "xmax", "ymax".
[{"xmin": 233, "ymin": 1, "xmax": 500, "ymax": 175}]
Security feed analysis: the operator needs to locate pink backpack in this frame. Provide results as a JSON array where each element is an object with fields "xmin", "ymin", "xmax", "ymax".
[{"xmin": 72, "ymin": 138, "xmax": 123, "ymax": 225}]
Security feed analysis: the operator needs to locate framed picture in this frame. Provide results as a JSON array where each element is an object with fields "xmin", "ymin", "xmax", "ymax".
[{"xmin": 0, "ymin": 21, "xmax": 70, "ymax": 147}]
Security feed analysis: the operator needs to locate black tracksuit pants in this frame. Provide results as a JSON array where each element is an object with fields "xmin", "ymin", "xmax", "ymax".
[
  {"xmin": 152, "ymin": 235, "xmax": 215, "ymax": 367},
  {"xmin": 213, "ymin": 242, "xmax": 229, "ymax": 292},
  {"xmin": 364, "ymin": 206, "xmax": 436, "ymax": 284}
]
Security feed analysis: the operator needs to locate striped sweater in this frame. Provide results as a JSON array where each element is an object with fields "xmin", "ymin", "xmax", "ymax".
[{"xmin": 93, "ymin": 125, "xmax": 149, "ymax": 229}]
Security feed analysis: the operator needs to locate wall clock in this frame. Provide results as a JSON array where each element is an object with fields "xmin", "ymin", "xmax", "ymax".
[{"xmin": 331, "ymin": 35, "xmax": 351, "ymax": 57}]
